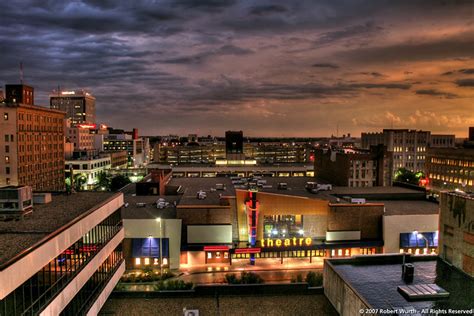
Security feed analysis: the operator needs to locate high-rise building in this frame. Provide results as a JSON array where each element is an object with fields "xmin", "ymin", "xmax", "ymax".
[
  {"xmin": 50, "ymin": 90, "xmax": 96, "ymax": 125},
  {"xmin": 1, "ymin": 84, "xmax": 65, "ymax": 191},
  {"xmin": 225, "ymin": 130, "xmax": 244, "ymax": 161},
  {"xmin": 361, "ymin": 129, "xmax": 441, "ymax": 176}
]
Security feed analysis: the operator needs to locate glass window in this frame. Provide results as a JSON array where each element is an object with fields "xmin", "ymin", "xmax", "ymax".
[
  {"xmin": 135, "ymin": 258, "xmax": 141, "ymax": 265},
  {"xmin": 207, "ymin": 252, "xmax": 212, "ymax": 259},
  {"xmin": 3, "ymin": 113, "xmax": 8, "ymax": 120}
]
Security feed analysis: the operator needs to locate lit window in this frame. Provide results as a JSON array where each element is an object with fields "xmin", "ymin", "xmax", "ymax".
[
  {"xmin": 3, "ymin": 113, "xmax": 8, "ymax": 120},
  {"xmin": 337, "ymin": 249, "xmax": 342, "ymax": 256},
  {"xmin": 163, "ymin": 258, "xmax": 168, "ymax": 265},
  {"xmin": 207, "ymin": 252, "xmax": 212, "ymax": 259},
  {"xmin": 216, "ymin": 252, "xmax": 221, "ymax": 258},
  {"xmin": 154, "ymin": 258, "xmax": 159, "ymax": 265},
  {"xmin": 135, "ymin": 258, "xmax": 141, "ymax": 265},
  {"xmin": 5, "ymin": 156, "xmax": 9, "ymax": 163},
  {"xmin": 144, "ymin": 258, "xmax": 150, "ymax": 265}
]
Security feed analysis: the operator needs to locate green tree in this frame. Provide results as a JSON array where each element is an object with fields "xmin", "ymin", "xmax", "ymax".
[
  {"xmin": 73, "ymin": 174, "xmax": 87, "ymax": 191},
  {"xmin": 394, "ymin": 168, "xmax": 422, "ymax": 185},
  {"xmin": 110, "ymin": 175, "xmax": 132, "ymax": 191},
  {"xmin": 96, "ymin": 171, "xmax": 111, "ymax": 191}
]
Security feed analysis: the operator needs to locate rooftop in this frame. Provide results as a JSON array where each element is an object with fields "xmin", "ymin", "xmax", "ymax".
[
  {"xmin": 0, "ymin": 192, "xmax": 117, "ymax": 267},
  {"xmin": 380, "ymin": 200, "xmax": 439, "ymax": 216},
  {"xmin": 327, "ymin": 254, "xmax": 474, "ymax": 311},
  {"xmin": 169, "ymin": 177, "xmax": 235, "ymax": 206},
  {"xmin": 122, "ymin": 195, "xmax": 179, "ymax": 219}
]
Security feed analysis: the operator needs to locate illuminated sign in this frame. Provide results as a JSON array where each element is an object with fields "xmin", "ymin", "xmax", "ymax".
[
  {"xmin": 260, "ymin": 237, "xmax": 312, "ymax": 248},
  {"xmin": 61, "ymin": 91, "xmax": 75, "ymax": 95},
  {"xmin": 235, "ymin": 248, "xmax": 261, "ymax": 254},
  {"xmin": 77, "ymin": 124, "xmax": 97, "ymax": 129}
]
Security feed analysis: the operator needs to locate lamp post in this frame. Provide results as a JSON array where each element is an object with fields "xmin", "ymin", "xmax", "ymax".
[{"xmin": 156, "ymin": 218, "xmax": 163, "ymax": 276}]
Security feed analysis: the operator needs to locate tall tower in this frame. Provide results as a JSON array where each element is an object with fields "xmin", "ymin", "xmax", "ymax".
[{"xmin": 50, "ymin": 90, "xmax": 96, "ymax": 125}]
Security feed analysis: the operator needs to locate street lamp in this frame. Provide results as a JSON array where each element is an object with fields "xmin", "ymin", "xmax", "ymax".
[
  {"xmin": 414, "ymin": 231, "xmax": 429, "ymax": 255},
  {"xmin": 156, "ymin": 218, "xmax": 163, "ymax": 276}
]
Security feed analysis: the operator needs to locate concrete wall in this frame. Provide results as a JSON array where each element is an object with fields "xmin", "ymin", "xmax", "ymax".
[
  {"xmin": 123, "ymin": 218, "xmax": 182, "ymax": 269},
  {"xmin": 177, "ymin": 206, "xmax": 231, "ymax": 226},
  {"xmin": 187, "ymin": 225, "xmax": 232, "ymax": 244},
  {"xmin": 383, "ymin": 214, "xmax": 439, "ymax": 253},
  {"xmin": 324, "ymin": 261, "xmax": 371, "ymax": 316},
  {"xmin": 328, "ymin": 204, "xmax": 384, "ymax": 240},
  {"xmin": 439, "ymin": 193, "xmax": 474, "ymax": 276}
]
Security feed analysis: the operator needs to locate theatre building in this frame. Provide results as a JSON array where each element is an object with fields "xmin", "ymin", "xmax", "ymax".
[
  {"xmin": 0, "ymin": 187, "xmax": 124, "ymax": 315},
  {"xmin": 232, "ymin": 182, "xmax": 385, "ymax": 264}
]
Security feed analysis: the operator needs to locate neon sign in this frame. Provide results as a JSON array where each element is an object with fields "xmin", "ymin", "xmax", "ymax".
[{"xmin": 260, "ymin": 237, "xmax": 312, "ymax": 248}]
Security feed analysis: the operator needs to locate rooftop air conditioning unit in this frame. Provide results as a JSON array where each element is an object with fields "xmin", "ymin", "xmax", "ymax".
[{"xmin": 0, "ymin": 186, "xmax": 33, "ymax": 218}]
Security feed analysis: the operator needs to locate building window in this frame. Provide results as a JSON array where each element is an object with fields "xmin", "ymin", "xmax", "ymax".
[
  {"xmin": 144, "ymin": 258, "xmax": 150, "ymax": 265},
  {"xmin": 6, "ymin": 178, "xmax": 10, "ymax": 185},
  {"xmin": 135, "ymin": 258, "xmax": 141, "ymax": 265},
  {"xmin": 5, "ymin": 156, "xmax": 9, "ymax": 163},
  {"xmin": 4, "ymin": 135, "xmax": 8, "ymax": 142},
  {"xmin": 5, "ymin": 145, "xmax": 9, "ymax": 153},
  {"xmin": 207, "ymin": 252, "xmax": 212, "ymax": 259},
  {"xmin": 5, "ymin": 167, "xmax": 10, "ymax": 174},
  {"xmin": 3, "ymin": 113, "xmax": 8, "ymax": 120}
]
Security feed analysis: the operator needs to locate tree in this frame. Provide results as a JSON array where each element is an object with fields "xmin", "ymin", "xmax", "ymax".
[
  {"xmin": 73, "ymin": 174, "xmax": 87, "ymax": 191},
  {"xmin": 110, "ymin": 175, "xmax": 131, "ymax": 191},
  {"xmin": 394, "ymin": 168, "xmax": 422, "ymax": 185},
  {"xmin": 96, "ymin": 171, "xmax": 111, "ymax": 191}
]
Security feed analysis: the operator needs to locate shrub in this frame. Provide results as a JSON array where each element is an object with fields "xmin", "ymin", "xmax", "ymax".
[
  {"xmin": 240, "ymin": 271, "xmax": 264, "ymax": 284},
  {"xmin": 306, "ymin": 271, "xmax": 323, "ymax": 287},
  {"xmin": 225, "ymin": 273, "xmax": 240, "ymax": 284},
  {"xmin": 155, "ymin": 279, "xmax": 193, "ymax": 291}
]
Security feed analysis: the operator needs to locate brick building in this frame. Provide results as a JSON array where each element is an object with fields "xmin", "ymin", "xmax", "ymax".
[
  {"xmin": 1, "ymin": 84, "xmax": 65, "ymax": 191},
  {"xmin": 314, "ymin": 145, "xmax": 392, "ymax": 187}
]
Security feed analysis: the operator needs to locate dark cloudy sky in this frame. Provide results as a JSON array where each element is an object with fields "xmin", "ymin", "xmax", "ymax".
[{"xmin": 1, "ymin": 0, "xmax": 473, "ymax": 137}]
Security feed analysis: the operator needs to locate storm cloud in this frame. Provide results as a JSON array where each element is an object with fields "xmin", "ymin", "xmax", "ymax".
[{"xmin": 0, "ymin": 0, "xmax": 473, "ymax": 136}]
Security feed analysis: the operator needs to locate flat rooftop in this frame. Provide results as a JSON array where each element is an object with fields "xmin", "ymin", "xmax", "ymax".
[
  {"xmin": 380, "ymin": 200, "xmax": 439, "ymax": 215},
  {"xmin": 327, "ymin": 255, "xmax": 474, "ymax": 312},
  {"xmin": 169, "ymin": 177, "xmax": 235, "ymax": 206},
  {"xmin": 100, "ymin": 293, "xmax": 337, "ymax": 316},
  {"xmin": 0, "ymin": 192, "xmax": 117, "ymax": 267},
  {"xmin": 122, "ymin": 195, "xmax": 179, "ymax": 219}
]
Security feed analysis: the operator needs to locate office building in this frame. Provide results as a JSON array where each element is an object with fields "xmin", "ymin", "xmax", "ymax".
[
  {"xmin": 314, "ymin": 145, "xmax": 393, "ymax": 187},
  {"xmin": 50, "ymin": 90, "xmax": 96, "ymax": 125},
  {"xmin": 0, "ymin": 188, "xmax": 125, "ymax": 315},
  {"xmin": 439, "ymin": 191, "xmax": 474, "ymax": 276},
  {"xmin": 64, "ymin": 120, "xmax": 95, "ymax": 151},
  {"xmin": 0, "ymin": 84, "xmax": 65, "ymax": 191},
  {"xmin": 425, "ymin": 147, "xmax": 474, "ymax": 193},
  {"xmin": 362, "ymin": 129, "xmax": 430, "ymax": 176},
  {"xmin": 65, "ymin": 155, "xmax": 112, "ymax": 190}
]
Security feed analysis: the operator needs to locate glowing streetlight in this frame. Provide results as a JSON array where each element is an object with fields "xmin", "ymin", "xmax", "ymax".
[{"xmin": 156, "ymin": 218, "xmax": 163, "ymax": 276}]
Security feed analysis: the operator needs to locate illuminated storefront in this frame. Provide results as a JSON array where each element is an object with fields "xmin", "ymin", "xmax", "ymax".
[
  {"xmin": 131, "ymin": 238, "xmax": 170, "ymax": 268},
  {"xmin": 399, "ymin": 231, "xmax": 438, "ymax": 255}
]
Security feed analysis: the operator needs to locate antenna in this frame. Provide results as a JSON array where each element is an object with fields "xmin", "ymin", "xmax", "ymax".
[{"xmin": 20, "ymin": 62, "xmax": 24, "ymax": 84}]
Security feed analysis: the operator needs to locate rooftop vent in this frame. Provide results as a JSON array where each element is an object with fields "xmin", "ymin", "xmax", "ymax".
[
  {"xmin": 136, "ymin": 202, "xmax": 146, "ymax": 207},
  {"xmin": 197, "ymin": 190, "xmax": 207, "ymax": 200},
  {"xmin": 0, "ymin": 186, "xmax": 33, "ymax": 219},
  {"xmin": 33, "ymin": 193, "xmax": 52, "ymax": 204}
]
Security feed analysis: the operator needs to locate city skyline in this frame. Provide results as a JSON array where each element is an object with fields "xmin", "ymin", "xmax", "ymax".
[{"xmin": 1, "ymin": 1, "xmax": 473, "ymax": 136}]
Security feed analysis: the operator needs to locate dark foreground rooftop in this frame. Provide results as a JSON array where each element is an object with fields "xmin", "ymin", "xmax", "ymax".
[
  {"xmin": 100, "ymin": 293, "xmax": 337, "ymax": 316},
  {"xmin": 0, "ymin": 192, "xmax": 118, "ymax": 267},
  {"xmin": 328, "ymin": 255, "xmax": 474, "ymax": 312}
]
